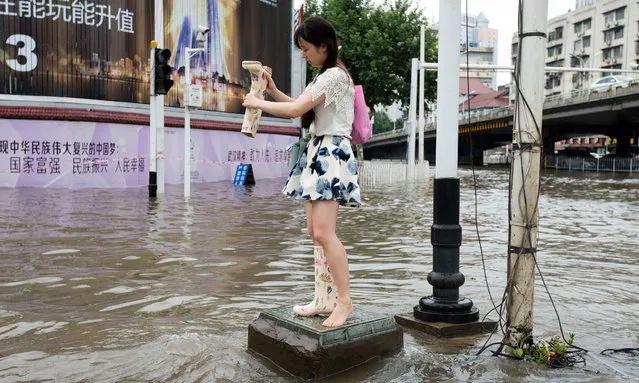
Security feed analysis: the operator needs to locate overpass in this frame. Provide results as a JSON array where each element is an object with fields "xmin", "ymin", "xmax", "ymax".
[{"xmin": 364, "ymin": 84, "xmax": 639, "ymax": 164}]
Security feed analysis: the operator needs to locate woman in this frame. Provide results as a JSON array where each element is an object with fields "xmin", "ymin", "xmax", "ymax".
[{"xmin": 242, "ymin": 16, "xmax": 360, "ymax": 327}]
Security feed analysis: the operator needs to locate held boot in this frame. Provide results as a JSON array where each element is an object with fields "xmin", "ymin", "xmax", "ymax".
[
  {"xmin": 293, "ymin": 245, "xmax": 338, "ymax": 316},
  {"xmin": 241, "ymin": 60, "xmax": 272, "ymax": 138}
]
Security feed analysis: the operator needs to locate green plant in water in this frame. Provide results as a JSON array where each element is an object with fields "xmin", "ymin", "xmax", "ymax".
[{"xmin": 505, "ymin": 332, "xmax": 576, "ymax": 367}]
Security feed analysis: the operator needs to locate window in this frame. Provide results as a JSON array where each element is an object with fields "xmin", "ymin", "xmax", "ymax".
[
  {"xmin": 603, "ymin": 48, "xmax": 612, "ymax": 59},
  {"xmin": 604, "ymin": 12, "xmax": 614, "ymax": 25},
  {"xmin": 584, "ymin": 19, "xmax": 591, "ymax": 30},
  {"xmin": 574, "ymin": 40, "xmax": 582, "ymax": 51},
  {"xmin": 583, "ymin": 36, "xmax": 591, "ymax": 48},
  {"xmin": 613, "ymin": 45, "xmax": 623, "ymax": 58},
  {"xmin": 556, "ymin": 27, "xmax": 563, "ymax": 39},
  {"xmin": 615, "ymin": 7, "xmax": 625, "ymax": 20},
  {"xmin": 574, "ymin": 23, "xmax": 582, "ymax": 34},
  {"xmin": 604, "ymin": 30, "xmax": 613, "ymax": 42},
  {"xmin": 614, "ymin": 27, "xmax": 624, "ymax": 40},
  {"xmin": 556, "ymin": 45, "xmax": 562, "ymax": 55},
  {"xmin": 548, "ymin": 31, "xmax": 556, "ymax": 41}
]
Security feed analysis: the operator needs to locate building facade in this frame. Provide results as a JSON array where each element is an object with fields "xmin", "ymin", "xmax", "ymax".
[
  {"xmin": 460, "ymin": 12, "xmax": 499, "ymax": 89},
  {"xmin": 511, "ymin": 0, "xmax": 638, "ymax": 96}
]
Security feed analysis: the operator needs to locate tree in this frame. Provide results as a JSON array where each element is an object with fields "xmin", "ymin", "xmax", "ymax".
[
  {"xmin": 372, "ymin": 109, "xmax": 393, "ymax": 134},
  {"xmin": 302, "ymin": 0, "xmax": 438, "ymax": 115}
]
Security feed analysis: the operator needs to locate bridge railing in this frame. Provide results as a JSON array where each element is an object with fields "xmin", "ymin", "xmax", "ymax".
[
  {"xmin": 370, "ymin": 82, "xmax": 639, "ymax": 141},
  {"xmin": 544, "ymin": 155, "xmax": 639, "ymax": 173},
  {"xmin": 358, "ymin": 160, "xmax": 430, "ymax": 185}
]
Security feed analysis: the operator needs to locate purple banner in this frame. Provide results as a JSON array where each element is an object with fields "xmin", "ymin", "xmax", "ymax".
[{"xmin": 0, "ymin": 119, "xmax": 296, "ymax": 188}]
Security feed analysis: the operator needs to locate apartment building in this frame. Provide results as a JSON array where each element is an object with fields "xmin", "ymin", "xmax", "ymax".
[
  {"xmin": 461, "ymin": 12, "xmax": 499, "ymax": 89},
  {"xmin": 511, "ymin": 0, "xmax": 639, "ymax": 96}
]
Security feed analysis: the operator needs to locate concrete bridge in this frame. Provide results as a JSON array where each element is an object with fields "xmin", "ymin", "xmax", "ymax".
[{"xmin": 364, "ymin": 84, "xmax": 639, "ymax": 164}]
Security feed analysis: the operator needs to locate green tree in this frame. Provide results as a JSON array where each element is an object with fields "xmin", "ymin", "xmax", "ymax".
[
  {"xmin": 372, "ymin": 109, "xmax": 393, "ymax": 134},
  {"xmin": 302, "ymin": 0, "xmax": 437, "ymax": 115}
]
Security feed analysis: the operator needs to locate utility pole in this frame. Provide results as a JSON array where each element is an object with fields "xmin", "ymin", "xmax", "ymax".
[
  {"xmin": 413, "ymin": 0, "xmax": 478, "ymax": 324},
  {"xmin": 505, "ymin": 0, "xmax": 549, "ymax": 347}
]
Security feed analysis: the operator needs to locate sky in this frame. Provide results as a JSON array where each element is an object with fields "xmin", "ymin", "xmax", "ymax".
[{"xmin": 420, "ymin": 0, "xmax": 576, "ymax": 86}]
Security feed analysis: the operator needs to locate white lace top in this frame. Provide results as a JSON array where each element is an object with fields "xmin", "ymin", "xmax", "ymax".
[{"xmin": 305, "ymin": 67, "xmax": 355, "ymax": 139}]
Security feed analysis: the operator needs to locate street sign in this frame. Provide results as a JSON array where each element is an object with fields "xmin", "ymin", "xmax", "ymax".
[{"xmin": 187, "ymin": 84, "xmax": 202, "ymax": 108}]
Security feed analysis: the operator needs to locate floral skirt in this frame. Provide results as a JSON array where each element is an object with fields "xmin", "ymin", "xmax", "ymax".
[{"xmin": 283, "ymin": 135, "xmax": 361, "ymax": 207}]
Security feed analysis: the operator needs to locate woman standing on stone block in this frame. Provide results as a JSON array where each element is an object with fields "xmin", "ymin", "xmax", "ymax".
[{"xmin": 242, "ymin": 16, "xmax": 360, "ymax": 327}]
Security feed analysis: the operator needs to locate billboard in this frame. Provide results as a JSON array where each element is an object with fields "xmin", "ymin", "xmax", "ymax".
[
  {"xmin": 0, "ymin": 0, "xmax": 291, "ymax": 114},
  {"xmin": 0, "ymin": 118, "xmax": 296, "ymax": 188}
]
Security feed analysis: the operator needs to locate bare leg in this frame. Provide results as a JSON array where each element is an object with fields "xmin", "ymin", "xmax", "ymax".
[
  {"xmin": 311, "ymin": 200, "xmax": 354, "ymax": 327},
  {"xmin": 292, "ymin": 202, "xmax": 337, "ymax": 316}
]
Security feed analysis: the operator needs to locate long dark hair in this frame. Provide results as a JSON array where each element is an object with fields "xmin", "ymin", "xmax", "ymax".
[{"xmin": 294, "ymin": 16, "xmax": 348, "ymax": 129}]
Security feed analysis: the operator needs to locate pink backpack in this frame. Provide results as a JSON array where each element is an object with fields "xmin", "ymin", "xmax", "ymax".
[{"xmin": 351, "ymin": 85, "xmax": 371, "ymax": 145}]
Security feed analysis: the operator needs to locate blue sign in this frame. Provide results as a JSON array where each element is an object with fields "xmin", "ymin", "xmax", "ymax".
[{"xmin": 233, "ymin": 164, "xmax": 251, "ymax": 185}]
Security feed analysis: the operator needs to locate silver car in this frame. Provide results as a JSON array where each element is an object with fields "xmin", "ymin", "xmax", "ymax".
[{"xmin": 589, "ymin": 75, "xmax": 633, "ymax": 92}]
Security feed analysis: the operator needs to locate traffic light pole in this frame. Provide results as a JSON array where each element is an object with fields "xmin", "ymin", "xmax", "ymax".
[
  {"xmin": 149, "ymin": 45, "xmax": 158, "ymax": 198},
  {"xmin": 155, "ymin": 1, "xmax": 165, "ymax": 195}
]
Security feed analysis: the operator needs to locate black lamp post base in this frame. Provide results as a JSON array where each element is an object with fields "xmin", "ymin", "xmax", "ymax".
[{"xmin": 414, "ymin": 296, "xmax": 479, "ymax": 324}]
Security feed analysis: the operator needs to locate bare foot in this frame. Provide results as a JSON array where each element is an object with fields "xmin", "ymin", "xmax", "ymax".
[{"xmin": 321, "ymin": 299, "xmax": 353, "ymax": 327}]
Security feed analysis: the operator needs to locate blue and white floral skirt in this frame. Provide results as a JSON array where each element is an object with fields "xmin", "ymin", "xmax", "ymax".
[{"xmin": 283, "ymin": 135, "xmax": 361, "ymax": 207}]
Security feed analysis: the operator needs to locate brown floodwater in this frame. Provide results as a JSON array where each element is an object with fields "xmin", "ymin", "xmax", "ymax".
[{"xmin": 1, "ymin": 167, "xmax": 637, "ymax": 382}]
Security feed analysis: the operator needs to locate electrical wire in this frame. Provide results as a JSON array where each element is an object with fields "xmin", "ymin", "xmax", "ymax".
[{"xmin": 472, "ymin": 0, "xmax": 590, "ymax": 364}]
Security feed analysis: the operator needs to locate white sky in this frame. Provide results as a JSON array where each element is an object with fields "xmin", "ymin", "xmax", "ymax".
[{"xmin": 420, "ymin": 0, "xmax": 575, "ymax": 86}]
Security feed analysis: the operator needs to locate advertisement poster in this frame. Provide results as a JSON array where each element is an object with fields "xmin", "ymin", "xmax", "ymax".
[
  {"xmin": 0, "ymin": 119, "xmax": 295, "ymax": 188},
  {"xmin": 0, "ymin": 0, "xmax": 292, "ymax": 114},
  {"xmin": 163, "ymin": 0, "xmax": 292, "ymax": 112}
]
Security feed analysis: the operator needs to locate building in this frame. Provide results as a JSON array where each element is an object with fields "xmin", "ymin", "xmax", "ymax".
[
  {"xmin": 576, "ymin": 0, "xmax": 597, "ymax": 10},
  {"xmin": 460, "ymin": 12, "xmax": 499, "ymax": 89},
  {"xmin": 511, "ymin": 0, "xmax": 638, "ymax": 97}
]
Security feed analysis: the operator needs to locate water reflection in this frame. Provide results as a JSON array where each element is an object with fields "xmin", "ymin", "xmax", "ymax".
[{"xmin": 0, "ymin": 168, "xmax": 637, "ymax": 382}]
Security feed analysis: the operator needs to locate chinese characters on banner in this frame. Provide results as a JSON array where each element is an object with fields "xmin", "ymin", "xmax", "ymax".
[
  {"xmin": 0, "ymin": 139, "xmax": 144, "ymax": 175},
  {"xmin": 0, "ymin": 119, "xmax": 296, "ymax": 188},
  {"xmin": 0, "ymin": 0, "xmax": 136, "ymax": 33},
  {"xmin": 226, "ymin": 148, "xmax": 290, "ymax": 163}
]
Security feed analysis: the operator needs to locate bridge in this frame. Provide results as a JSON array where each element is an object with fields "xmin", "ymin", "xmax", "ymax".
[{"xmin": 364, "ymin": 84, "xmax": 639, "ymax": 164}]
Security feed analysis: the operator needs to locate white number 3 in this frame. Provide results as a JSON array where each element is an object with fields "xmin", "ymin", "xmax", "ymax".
[{"xmin": 6, "ymin": 34, "xmax": 37, "ymax": 72}]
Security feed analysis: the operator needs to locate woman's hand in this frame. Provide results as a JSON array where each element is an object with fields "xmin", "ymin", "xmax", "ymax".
[
  {"xmin": 263, "ymin": 70, "xmax": 277, "ymax": 95},
  {"xmin": 243, "ymin": 93, "xmax": 261, "ymax": 109}
]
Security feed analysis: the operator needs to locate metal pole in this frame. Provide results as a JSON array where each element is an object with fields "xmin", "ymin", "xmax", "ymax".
[
  {"xmin": 155, "ymin": 0, "xmax": 165, "ymax": 194},
  {"xmin": 418, "ymin": 24, "xmax": 425, "ymax": 164},
  {"xmin": 184, "ymin": 52, "xmax": 191, "ymax": 199},
  {"xmin": 407, "ymin": 58, "xmax": 418, "ymax": 179},
  {"xmin": 419, "ymin": 62, "xmax": 639, "ymax": 74},
  {"xmin": 414, "ymin": 0, "xmax": 478, "ymax": 324},
  {"xmin": 149, "ymin": 46, "xmax": 157, "ymax": 198},
  {"xmin": 506, "ymin": 0, "xmax": 548, "ymax": 347}
]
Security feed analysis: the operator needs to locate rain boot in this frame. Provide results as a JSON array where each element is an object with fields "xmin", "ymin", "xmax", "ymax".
[
  {"xmin": 241, "ymin": 60, "xmax": 272, "ymax": 138},
  {"xmin": 293, "ymin": 245, "xmax": 338, "ymax": 316}
]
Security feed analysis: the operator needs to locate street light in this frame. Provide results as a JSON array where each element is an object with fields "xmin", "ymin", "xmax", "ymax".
[
  {"xmin": 569, "ymin": 53, "xmax": 585, "ymax": 90},
  {"xmin": 183, "ymin": 25, "xmax": 210, "ymax": 199}
]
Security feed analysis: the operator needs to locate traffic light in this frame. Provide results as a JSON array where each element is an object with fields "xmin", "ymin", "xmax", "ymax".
[{"xmin": 153, "ymin": 48, "xmax": 174, "ymax": 95}]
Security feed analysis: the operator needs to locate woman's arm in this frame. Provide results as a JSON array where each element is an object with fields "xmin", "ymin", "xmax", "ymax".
[
  {"xmin": 264, "ymin": 71, "xmax": 295, "ymax": 102},
  {"xmin": 268, "ymin": 87, "xmax": 296, "ymax": 103},
  {"xmin": 243, "ymin": 91, "xmax": 324, "ymax": 119}
]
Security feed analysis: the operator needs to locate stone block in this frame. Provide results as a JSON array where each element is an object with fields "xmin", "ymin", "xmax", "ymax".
[{"xmin": 248, "ymin": 306, "xmax": 403, "ymax": 380}]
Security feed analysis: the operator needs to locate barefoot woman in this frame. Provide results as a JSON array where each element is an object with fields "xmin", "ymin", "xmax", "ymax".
[{"xmin": 242, "ymin": 16, "xmax": 360, "ymax": 327}]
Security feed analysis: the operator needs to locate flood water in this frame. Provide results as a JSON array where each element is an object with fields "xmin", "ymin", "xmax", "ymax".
[{"xmin": 1, "ymin": 167, "xmax": 638, "ymax": 382}]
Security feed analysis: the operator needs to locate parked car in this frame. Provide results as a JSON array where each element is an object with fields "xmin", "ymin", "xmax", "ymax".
[{"xmin": 589, "ymin": 75, "xmax": 633, "ymax": 92}]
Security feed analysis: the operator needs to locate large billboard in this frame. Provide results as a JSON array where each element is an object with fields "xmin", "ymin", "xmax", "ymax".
[{"xmin": 0, "ymin": 0, "xmax": 291, "ymax": 114}]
